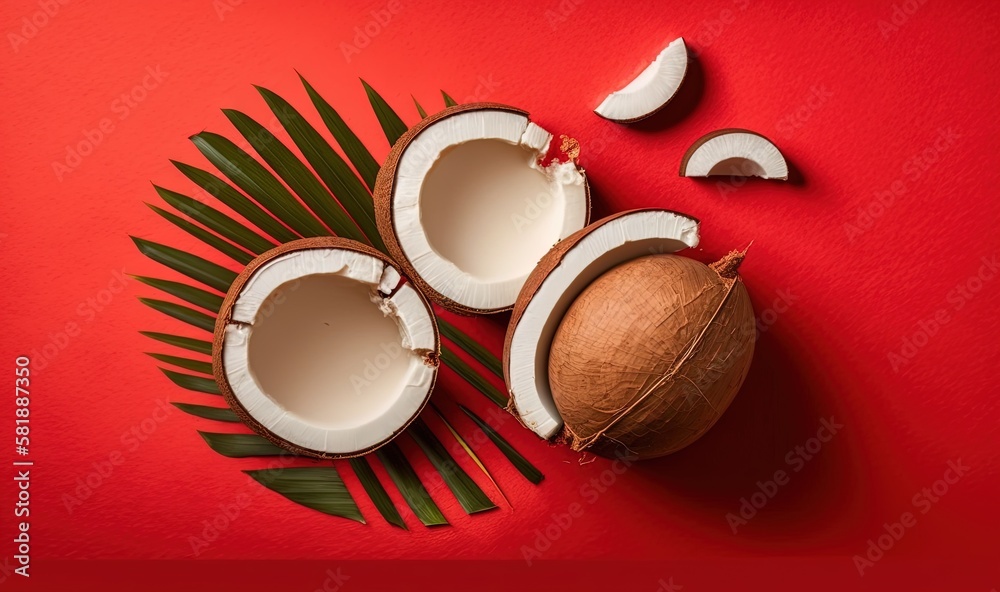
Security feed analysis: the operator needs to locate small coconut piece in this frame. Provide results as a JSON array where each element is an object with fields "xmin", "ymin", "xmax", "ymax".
[
  {"xmin": 375, "ymin": 103, "xmax": 590, "ymax": 315},
  {"xmin": 548, "ymin": 249, "xmax": 755, "ymax": 459},
  {"xmin": 680, "ymin": 128, "xmax": 788, "ymax": 180},
  {"xmin": 213, "ymin": 238, "xmax": 439, "ymax": 459},
  {"xmin": 594, "ymin": 37, "xmax": 689, "ymax": 123},
  {"xmin": 504, "ymin": 209, "xmax": 701, "ymax": 440}
]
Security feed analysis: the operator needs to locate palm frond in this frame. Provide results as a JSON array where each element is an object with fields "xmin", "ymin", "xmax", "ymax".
[
  {"xmin": 173, "ymin": 402, "xmax": 239, "ymax": 422},
  {"xmin": 349, "ymin": 457, "xmax": 406, "ymax": 529},
  {"xmin": 161, "ymin": 368, "xmax": 220, "ymax": 394},
  {"xmin": 361, "ymin": 79, "xmax": 408, "ymax": 145},
  {"xmin": 408, "ymin": 419, "xmax": 496, "ymax": 514},
  {"xmin": 440, "ymin": 346, "xmax": 507, "ymax": 407},
  {"xmin": 246, "ymin": 467, "xmax": 365, "ymax": 523},
  {"xmin": 442, "ymin": 90, "xmax": 457, "ymax": 107},
  {"xmin": 199, "ymin": 432, "xmax": 286, "ymax": 457},
  {"xmin": 139, "ymin": 331, "xmax": 212, "ymax": 355},
  {"xmin": 154, "ymin": 184, "xmax": 276, "ymax": 254},
  {"xmin": 146, "ymin": 353, "xmax": 212, "ymax": 375},
  {"xmin": 131, "ymin": 237, "xmax": 236, "ymax": 293},
  {"xmin": 131, "ymin": 276, "xmax": 223, "ymax": 313},
  {"xmin": 459, "ymin": 404, "xmax": 544, "ymax": 484},
  {"xmin": 376, "ymin": 442, "xmax": 448, "ymax": 526},
  {"xmin": 139, "ymin": 298, "xmax": 216, "ymax": 332},
  {"xmin": 146, "ymin": 203, "xmax": 255, "ymax": 265}
]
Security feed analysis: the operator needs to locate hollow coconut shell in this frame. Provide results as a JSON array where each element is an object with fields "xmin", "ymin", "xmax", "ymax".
[
  {"xmin": 548, "ymin": 249, "xmax": 754, "ymax": 459},
  {"xmin": 374, "ymin": 102, "xmax": 592, "ymax": 315},
  {"xmin": 212, "ymin": 237, "xmax": 440, "ymax": 459}
]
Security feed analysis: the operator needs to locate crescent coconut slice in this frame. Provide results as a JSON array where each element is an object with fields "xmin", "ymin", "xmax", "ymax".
[
  {"xmin": 679, "ymin": 128, "xmax": 789, "ymax": 180},
  {"xmin": 594, "ymin": 37, "xmax": 689, "ymax": 123}
]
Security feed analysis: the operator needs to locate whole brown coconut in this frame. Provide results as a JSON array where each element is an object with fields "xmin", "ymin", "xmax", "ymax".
[{"xmin": 547, "ymin": 250, "xmax": 754, "ymax": 459}]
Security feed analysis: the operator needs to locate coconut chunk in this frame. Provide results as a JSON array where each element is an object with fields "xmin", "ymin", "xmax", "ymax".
[
  {"xmin": 375, "ymin": 103, "xmax": 590, "ymax": 315},
  {"xmin": 595, "ymin": 38, "xmax": 689, "ymax": 123},
  {"xmin": 215, "ymin": 238, "xmax": 439, "ymax": 458},
  {"xmin": 503, "ymin": 209, "xmax": 700, "ymax": 440},
  {"xmin": 679, "ymin": 128, "xmax": 789, "ymax": 180}
]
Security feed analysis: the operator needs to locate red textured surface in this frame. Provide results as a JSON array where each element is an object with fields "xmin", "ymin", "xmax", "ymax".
[{"xmin": 1, "ymin": 0, "xmax": 998, "ymax": 588}]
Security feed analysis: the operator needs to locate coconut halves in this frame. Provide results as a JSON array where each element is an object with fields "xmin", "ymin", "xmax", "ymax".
[
  {"xmin": 504, "ymin": 209, "xmax": 755, "ymax": 460},
  {"xmin": 375, "ymin": 103, "xmax": 591, "ymax": 315},
  {"xmin": 213, "ymin": 238, "xmax": 439, "ymax": 459}
]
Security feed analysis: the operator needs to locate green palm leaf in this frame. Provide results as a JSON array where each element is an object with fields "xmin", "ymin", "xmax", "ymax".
[
  {"xmin": 154, "ymin": 184, "xmax": 276, "ymax": 255},
  {"xmin": 246, "ymin": 467, "xmax": 365, "ymax": 523},
  {"xmin": 131, "ymin": 276, "xmax": 223, "ymax": 313},
  {"xmin": 375, "ymin": 442, "xmax": 448, "ymax": 526},
  {"xmin": 161, "ymin": 368, "xmax": 220, "ymax": 394},
  {"xmin": 299, "ymin": 73, "xmax": 380, "ymax": 190},
  {"xmin": 146, "ymin": 203, "xmax": 254, "ymax": 265},
  {"xmin": 131, "ymin": 237, "xmax": 236, "ymax": 293},
  {"xmin": 173, "ymin": 402, "xmax": 239, "ymax": 422},
  {"xmin": 146, "ymin": 353, "xmax": 212, "ymax": 375},
  {"xmin": 459, "ymin": 405, "xmax": 544, "ymax": 484},
  {"xmin": 190, "ymin": 132, "xmax": 327, "ymax": 237},
  {"xmin": 408, "ymin": 419, "xmax": 496, "ymax": 514},
  {"xmin": 223, "ymin": 109, "xmax": 368, "ymax": 244},
  {"xmin": 440, "ymin": 346, "xmax": 507, "ymax": 407},
  {"xmin": 361, "ymin": 79, "xmax": 408, "ymax": 146},
  {"xmin": 429, "ymin": 403, "xmax": 509, "ymax": 508},
  {"xmin": 199, "ymin": 432, "xmax": 286, "ymax": 457},
  {"xmin": 349, "ymin": 457, "xmax": 406, "ymax": 529},
  {"xmin": 256, "ymin": 85, "xmax": 385, "ymax": 251},
  {"xmin": 139, "ymin": 331, "xmax": 212, "ymax": 355},
  {"xmin": 438, "ymin": 319, "xmax": 503, "ymax": 378},
  {"xmin": 442, "ymin": 90, "xmax": 457, "ymax": 107},
  {"xmin": 412, "ymin": 96, "xmax": 428, "ymax": 119},
  {"xmin": 139, "ymin": 298, "xmax": 216, "ymax": 332},
  {"xmin": 172, "ymin": 161, "xmax": 298, "ymax": 243}
]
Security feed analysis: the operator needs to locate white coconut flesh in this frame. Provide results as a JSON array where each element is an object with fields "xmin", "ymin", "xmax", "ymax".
[
  {"xmin": 681, "ymin": 130, "xmax": 789, "ymax": 180},
  {"xmin": 594, "ymin": 37, "xmax": 688, "ymax": 122},
  {"xmin": 508, "ymin": 210, "xmax": 701, "ymax": 439},
  {"xmin": 392, "ymin": 109, "xmax": 588, "ymax": 311},
  {"xmin": 221, "ymin": 247, "xmax": 436, "ymax": 456}
]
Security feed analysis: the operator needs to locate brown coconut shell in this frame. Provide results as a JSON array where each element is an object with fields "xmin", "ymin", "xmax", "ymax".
[
  {"xmin": 374, "ymin": 102, "xmax": 592, "ymax": 315},
  {"xmin": 678, "ymin": 128, "xmax": 788, "ymax": 180},
  {"xmin": 212, "ymin": 237, "xmax": 440, "ymax": 459},
  {"xmin": 502, "ymin": 208, "xmax": 700, "ymax": 426},
  {"xmin": 547, "ymin": 250, "xmax": 754, "ymax": 459}
]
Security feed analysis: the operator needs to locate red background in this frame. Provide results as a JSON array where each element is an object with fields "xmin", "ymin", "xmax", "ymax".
[{"xmin": 1, "ymin": 0, "xmax": 998, "ymax": 589}]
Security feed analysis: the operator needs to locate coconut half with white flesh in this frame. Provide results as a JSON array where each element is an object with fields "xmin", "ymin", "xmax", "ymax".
[
  {"xmin": 595, "ymin": 37, "xmax": 689, "ymax": 123},
  {"xmin": 213, "ymin": 238, "xmax": 439, "ymax": 459},
  {"xmin": 504, "ymin": 209, "xmax": 701, "ymax": 440},
  {"xmin": 375, "ymin": 103, "xmax": 591, "ymax": 315},
  {"xmin": 680, "ymin": 128, "xmax": 789, "ymax": 180}
]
